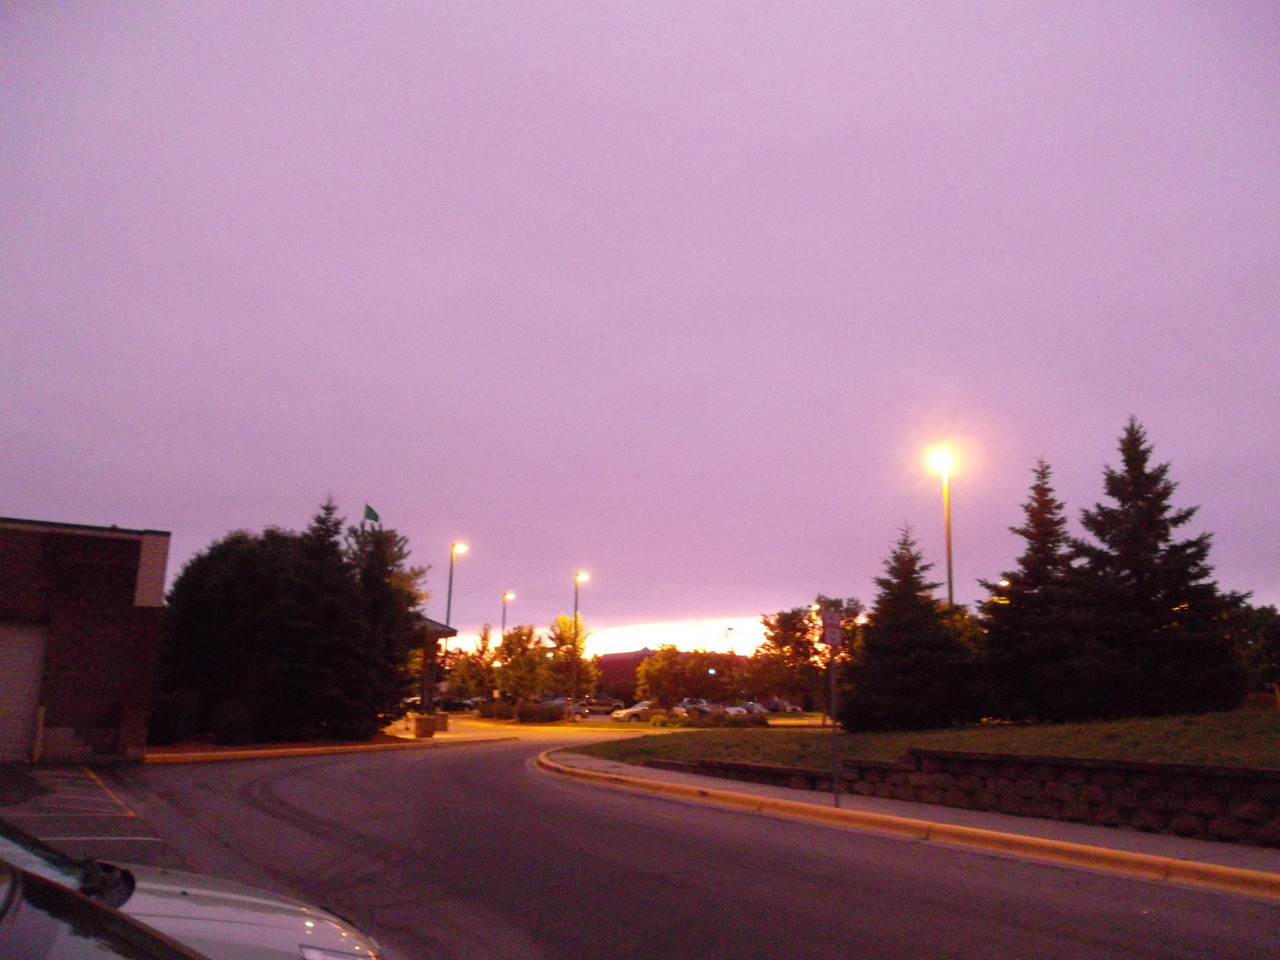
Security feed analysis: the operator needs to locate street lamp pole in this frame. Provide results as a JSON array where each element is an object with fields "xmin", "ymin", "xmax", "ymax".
[
  {"xmin": 572, "ymin": 571, "xmax": 589, "ymax": 705},
  {"xmin": 928, "ymin": 450, "xmax": 955, "ymax": 607},
  {"xmin": 445, "ymin": 542, "xmax": 467, "ymax": 627},
  {"xmin": 501, "ymin": 591, "xmax": 515, "ymax": 637},
  {"xmin": 433, "ymin": 541, "xmax": 467, "ymax": 710}
]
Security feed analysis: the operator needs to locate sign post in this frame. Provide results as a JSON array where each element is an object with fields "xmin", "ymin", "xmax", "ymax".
[{"xmin": 820, "ymin": 608, "xmax": 843, "ymax": 808}]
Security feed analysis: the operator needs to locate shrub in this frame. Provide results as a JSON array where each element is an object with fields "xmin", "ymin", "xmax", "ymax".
[
  {"xmin": 516, "ymin": 703, "xmax": 565, "ymax": 723},
  {"xmin": 478, "ymin": 700, "xmax": 516, "ymax": 720}
]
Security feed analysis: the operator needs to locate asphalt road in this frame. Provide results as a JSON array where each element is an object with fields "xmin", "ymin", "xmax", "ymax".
[{"xmin": 67, "ymin": 737, "xmax": 1280, "ymax": 959}]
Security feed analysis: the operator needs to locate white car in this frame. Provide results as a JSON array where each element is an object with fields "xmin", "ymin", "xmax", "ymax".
[
  {"xmin": 610, "ymin": 701, "xmax": 653, "ymax": 722},
  {"xmin": 0, "ymin": 816, "xmax": 384, "ymax": 960}
]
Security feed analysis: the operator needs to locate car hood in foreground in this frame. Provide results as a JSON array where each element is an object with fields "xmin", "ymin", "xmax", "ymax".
[{"xmin": 123, "ymin": 863, "xmax": 381, "ymax": 960}]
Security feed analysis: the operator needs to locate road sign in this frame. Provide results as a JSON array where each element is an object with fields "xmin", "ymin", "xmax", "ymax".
[{"xmin": 821, "ymin": 609, "xmax": 842, "ymax": 647}]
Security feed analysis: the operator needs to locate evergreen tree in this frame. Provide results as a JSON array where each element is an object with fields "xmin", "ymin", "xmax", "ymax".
[
  {"xmin": 154, "ymin": 527, "xmax": 299, "ymax": 744},
  {"xmin": 840, "ymin": 528, "xmax": 976, "ymax": 730},
  {"xmin": 272, "ymin": 499, "xmax": 372, "ymax": 740},
  {"xmin": 1072, "ymin": 419, "xmax": 1246, "ymax": 716},
  {"xmin": 978, "ymin": 459, "xmax": 1082, "ymax": 720},
  {"xmin": 346, "ymin": 522, "xmax": 430, "ymax": 723},
  {"xmin": 156, "ymin": 500, "xmax": 429, "ymax": 745}
]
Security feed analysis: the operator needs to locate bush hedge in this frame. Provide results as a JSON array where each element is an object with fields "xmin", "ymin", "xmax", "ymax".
[
  {"xmin": 516, "ymin": 703, "xmax": 566, "ymax": 723},
  {"xmin": 477, "ymin": 701, "xmax": 516, "ymax": 720}
]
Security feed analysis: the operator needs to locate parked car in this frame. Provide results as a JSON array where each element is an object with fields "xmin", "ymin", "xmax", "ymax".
[
  {"xmin": 722, "ymin": 705, "xmax": 747, "ymax": 716},
  {"xmin": 582, "ymin": 695, "xmax": 625, "ymax": 714},
  {"xmin": 0, "ymin": 859, "xmax": 217, "ymax": 959},
  {"xmin": 436, "ymin": 697, "xmax": 476, "ymax": 712},
  {"xmin": 764, "ymin": 699, "xmax": 803, "ymax": 713},
  {"xmin": 672, "ymin": 698, "xmax": 714, "ymax": 717},
  {"xmin": 0, "ymin": 816, "xmax": 386, "ymax": 960},
  {"xmin": 742, "ymin": 701, "xmax": 769, "ymax": 714},
  {"xmin": 610, "ymin": 701, "xmax": 653, "ymax": 722},
  {"xmin": 542, "ymin": 698, "xmax": 590, "ymax": 719}
]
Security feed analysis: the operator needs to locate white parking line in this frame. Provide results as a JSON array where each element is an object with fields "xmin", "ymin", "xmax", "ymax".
[
  {"xmin": 41, "ymin": 836, "xmax": 165, "ymax": 843},
  {"xmin": 3, "ymin": 767, "xmax": 138, "ymax": 819}
]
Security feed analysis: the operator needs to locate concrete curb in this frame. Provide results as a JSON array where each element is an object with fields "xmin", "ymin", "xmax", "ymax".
[
  {"xmin": 146, "ymin": 736, "xmax": 517, "ymax": 764},
  {"xmin": 536, "ymin": 750, "xmax": 1280, "ymax": 902}
]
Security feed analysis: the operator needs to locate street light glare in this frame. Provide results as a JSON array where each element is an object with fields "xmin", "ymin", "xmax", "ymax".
[
  {"xmin": 503, "ymin": 591, "xmax": 516, "ymax": 601},
  {"xmin": 451, "ymin": 541, "xmax": 469, "ymax": 556},
  {"xmin": 927, "ymin": 448, "xmax": 954, "ymax": 474},
  {"xmin": 576, "ymin": 571, "xmax": 590, "ymax": 584}
]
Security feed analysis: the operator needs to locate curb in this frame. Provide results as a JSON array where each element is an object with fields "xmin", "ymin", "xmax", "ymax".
[
  {"xmin": 536, "ymin": 750, "xmax": 1280, "ymax": 902},
  {"xmin": 146, "ymin": 736, "xmax": 517, "ymax": 764}
]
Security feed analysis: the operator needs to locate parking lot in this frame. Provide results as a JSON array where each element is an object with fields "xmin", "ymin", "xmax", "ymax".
[{"xmin": 0, "ymin": 762, "xmax": 186, "ymax": 868}]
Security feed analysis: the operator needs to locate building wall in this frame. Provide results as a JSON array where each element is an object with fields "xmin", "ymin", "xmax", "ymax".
[
  {"xmin": 598, "ymin": 648, "xmax": 653, "ymax": 686},
  {"xmin": 0, "ymin": 519, "xmax": 169, "ymax": 762}
]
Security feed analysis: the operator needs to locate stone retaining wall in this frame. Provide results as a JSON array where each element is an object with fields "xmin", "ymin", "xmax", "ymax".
[{"xmin": 644, "ymin": 750, "xmax": 1280, "ymax": 847}]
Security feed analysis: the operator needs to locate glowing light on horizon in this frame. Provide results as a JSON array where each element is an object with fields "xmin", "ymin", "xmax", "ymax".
[{"xmin": 448, "ymin": 616, "xmax": 766, "ymax": 658}]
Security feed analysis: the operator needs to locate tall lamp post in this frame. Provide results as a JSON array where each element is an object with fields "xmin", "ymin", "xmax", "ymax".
[
  {"xmin": 500, "ymin": 591, "xmax": 515, "ymax": 637},
  {"xmin": 928, "ymin": 449, "xmax": 955, "ymax": 607},
  {"xmin": 445, "ymin": 542, "xmax": 468, "ymax": 627},
  {"xmin": 434, "ymin": 541, "xmax": 467, "ymax": 708},
  {"xmin": 571, "ymin": 571, "xmax": 589, "ymax": 704}
]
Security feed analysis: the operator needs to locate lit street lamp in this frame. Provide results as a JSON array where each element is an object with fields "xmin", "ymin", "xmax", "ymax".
[
  {"xmin": 445, "ymin": 542, "xmax": 468, "ymax": 627},
  {"xmin": 501, "ymin": 591, "xmax": 515, "ymax": 637},
  {"xmin": 434, "ymin": 541, "xmax": 467, "ymax": 708},
  {"xmin": 928, "ymin": 448, "xmax": 955, "ymax": 607}
]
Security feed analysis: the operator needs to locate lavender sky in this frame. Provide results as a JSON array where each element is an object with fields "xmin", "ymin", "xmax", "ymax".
[{"xmin": 3, "ymin": 3, "xmax": 1277, "ymax": 656}]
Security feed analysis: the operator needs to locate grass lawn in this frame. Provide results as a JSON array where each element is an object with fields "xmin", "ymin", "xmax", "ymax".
[{"xmin": 569, "ymin": 707, "xmax": 1280, "ymax": 771}]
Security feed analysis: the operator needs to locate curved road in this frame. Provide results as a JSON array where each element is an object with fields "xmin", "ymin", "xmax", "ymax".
[{"xmin": 113, "ymin": 734, "xmax": 1278, "ymax": 960}]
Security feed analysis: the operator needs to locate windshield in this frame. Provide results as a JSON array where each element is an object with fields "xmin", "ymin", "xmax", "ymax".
[
  {"xmin": 0, "ymin": 817, "xmax": 89, "ymax": 888},
  {"xmin": 0, "ymin": 818, "xmax": 135, "ymax": 910}
]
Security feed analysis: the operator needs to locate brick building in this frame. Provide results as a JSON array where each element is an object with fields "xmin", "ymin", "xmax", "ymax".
[
  {"xmin": 0, "ymin": 518, "xmax": 170, "ymax": 763},
  {"xmin": 597, "ymin": 648, "xmax": 654, "ymax": 686}
]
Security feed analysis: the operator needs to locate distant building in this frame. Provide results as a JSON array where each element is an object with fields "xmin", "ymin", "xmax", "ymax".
[
  {"xmin": 0, "ymin": 517, "xmax": 170, "ymax": 762},
  {"xmin": 597, "ymin": 647, "xmax": 654, "ymax": 686}
]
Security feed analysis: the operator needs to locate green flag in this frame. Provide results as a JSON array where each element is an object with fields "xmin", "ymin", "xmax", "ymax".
[{"xmin": 363, "ymin": 504, "xmax": 380, "ymax": 523}]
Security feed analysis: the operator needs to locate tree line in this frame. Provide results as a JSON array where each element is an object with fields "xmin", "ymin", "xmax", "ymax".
[
  {"xmin": 444, "ymin": 616, "xmax": 600, "ymax": 705},
  {"xmin": 153, "ymin": 420, "xmax": 1278, "ymax": 742},
  {"xmin": 820, "ymin": 418, "xmax": 1274, "ymax": 730},
  {"xmin": 152, "ymin": 500, "xmax": 431, "ymax": 744},
  {"xmin": 154, "ymin": 501, "xmax": 606, "ymax": 743},
  {"xmin": 612, "ymin": 419, "xmax": 1279, "ymax": 726}
]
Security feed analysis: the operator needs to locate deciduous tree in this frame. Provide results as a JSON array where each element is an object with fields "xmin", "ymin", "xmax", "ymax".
[{"xmin": 493, "ymin": 625, "xmax": 549, "ymax": 703}]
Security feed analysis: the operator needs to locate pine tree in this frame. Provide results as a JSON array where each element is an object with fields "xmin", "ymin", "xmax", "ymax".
[
  {"xmin": 346, "ymin": 523, "xmax": 430, "ymax": 724},
  {"xmin": 1072, "ymin": 419, "xmax": 1246, "ymax": 716},
  {"xmin": 270, "ymin": 499, "xmax": 372, "ymax": 739},
  {"xmin": 840, "ymin": 528, "xmax": 976, "ymax": 730},
  {"xmin": 978, "ymin": 459, "xmax": 1081, "ymax": 720}
]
